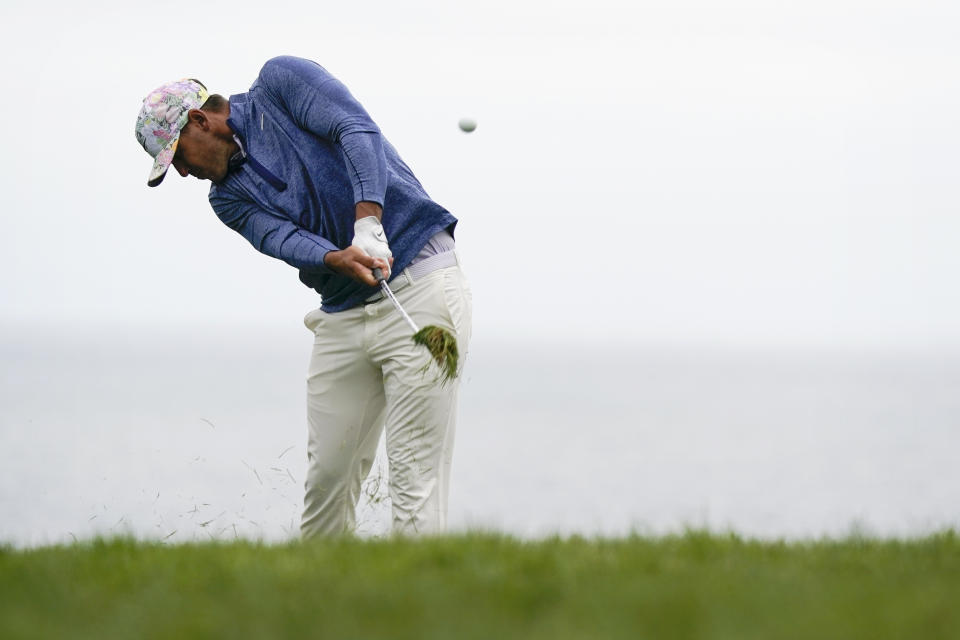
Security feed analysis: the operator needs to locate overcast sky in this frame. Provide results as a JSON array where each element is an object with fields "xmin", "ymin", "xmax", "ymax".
[{"xmin": 1, "ymin": 0, "xmax": 958, "ymax": 349}]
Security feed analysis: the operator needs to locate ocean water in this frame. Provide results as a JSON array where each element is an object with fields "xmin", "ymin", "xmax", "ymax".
[{"xmin": 2, "ymin": 327, "xmax": 959, "ymax": 547}]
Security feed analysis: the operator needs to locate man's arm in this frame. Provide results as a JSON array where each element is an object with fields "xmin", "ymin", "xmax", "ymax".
[
  {"xmin": 257, "ymin": 57, "xmax": 393, "ymax": 284},
  {"xmin": 211, "ymin": 191, "xmax": 337, "ymax": 272},
  {"xmin": 323, "ymin": 201, "xmax": 391, "ymax": 285},
  {"xmin": 355, "ymin": 201, "xmax": 382, "ymax": 222},
  {"xmin": 257, "ymin": 57, "xmax": 388, "ymax": 210},
  {"xmin": 212, "ymin": 191, "xmax": 389, "ymax": 286}
]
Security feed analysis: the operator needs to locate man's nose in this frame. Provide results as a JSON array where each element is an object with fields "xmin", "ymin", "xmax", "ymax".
[{"xmin": 172, "ymin": 159, "xmax": 189, "ymax": 177}]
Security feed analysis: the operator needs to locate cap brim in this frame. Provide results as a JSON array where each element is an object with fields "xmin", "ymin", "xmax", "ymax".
[{"xmin": 147, "ymin": 137, "xmax": 180, "ymax": 187}]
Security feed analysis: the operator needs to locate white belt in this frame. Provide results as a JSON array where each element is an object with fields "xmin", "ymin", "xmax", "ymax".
[{"xmin": 364, "ymin": 250, "xmax": 458, "ymax": 304}]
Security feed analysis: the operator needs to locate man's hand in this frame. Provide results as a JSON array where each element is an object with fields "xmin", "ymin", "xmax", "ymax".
[
  {"xmin": 324, "ymin": 245, "xmax": 393, "ymax": 287},
  {"xmin": 351, "ymin": 215, "xmax": 393, "ymax": 278}
]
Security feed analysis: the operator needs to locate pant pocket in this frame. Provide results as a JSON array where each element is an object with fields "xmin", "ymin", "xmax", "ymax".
[
  {"xmin": 303, "ymin": 308, "xmax": 326, "ymax": 333},
  {"xmin": 442, "ymin": 268, "xmax": 473, "ymax": 346}
]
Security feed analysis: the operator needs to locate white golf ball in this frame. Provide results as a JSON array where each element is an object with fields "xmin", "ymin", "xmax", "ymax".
[{"xmin": 458, "ymin": 118, "xmax": 477, "ymax": 133}]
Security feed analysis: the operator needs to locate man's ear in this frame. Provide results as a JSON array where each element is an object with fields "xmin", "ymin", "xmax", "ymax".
[{"xmin": 187, "ymin": 109, "xmax": 209, "ymax": 131}]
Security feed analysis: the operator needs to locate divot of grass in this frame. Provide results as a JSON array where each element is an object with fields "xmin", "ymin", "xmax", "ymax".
[{"xmin": 412, "ymin": 325, "xmax": 459, "ymax": 383}]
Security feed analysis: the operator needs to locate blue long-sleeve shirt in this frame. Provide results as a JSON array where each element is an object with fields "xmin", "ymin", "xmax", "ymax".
[{"xmin": 207, "ymin": 56, "xmax": 457, "ymax": 312}]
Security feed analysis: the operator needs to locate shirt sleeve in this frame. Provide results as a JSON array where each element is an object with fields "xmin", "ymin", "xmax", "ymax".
[
  {"xmin": 257, "ymin": 56, "xmax": 388, "ymax": 207},
  {"xmin": 209, "ymin": 187, "xmax": 338, "ymax": 273}
]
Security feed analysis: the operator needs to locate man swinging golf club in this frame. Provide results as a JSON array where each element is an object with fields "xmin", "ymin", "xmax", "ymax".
[{"xmin": 135, "ymin": 56, "xmax": 472, "ymax": 537}]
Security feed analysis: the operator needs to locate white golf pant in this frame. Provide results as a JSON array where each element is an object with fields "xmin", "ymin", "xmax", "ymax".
[{"xmin": 300, "ymin": 261, "xmax": 471, "ymax": 538}]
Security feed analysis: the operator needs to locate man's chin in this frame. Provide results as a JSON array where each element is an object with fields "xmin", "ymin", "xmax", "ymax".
[{"xmin": 212, "ymin": 167, "xmax": 230, "ymax": 184}]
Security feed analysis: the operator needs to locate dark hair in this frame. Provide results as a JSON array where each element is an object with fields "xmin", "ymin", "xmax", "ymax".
[{"xmin": 200, "ymin": 93, "xmax": 229, "ymax": 113}]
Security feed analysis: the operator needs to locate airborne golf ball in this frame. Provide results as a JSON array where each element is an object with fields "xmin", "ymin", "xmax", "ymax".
[{"xmin": 458, "ymin": 118, "xmax": 477, "ymax": 133}]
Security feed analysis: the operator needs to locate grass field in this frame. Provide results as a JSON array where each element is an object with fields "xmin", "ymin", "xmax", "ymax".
[{"xmin": 2, "ymin": 530, "xmax": 958, "ymax": 639}]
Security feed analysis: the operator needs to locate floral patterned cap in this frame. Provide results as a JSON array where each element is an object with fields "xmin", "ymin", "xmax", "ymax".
[{"xmin": 135, "ymin": 78, "xmax": 210, "ymax": 187}]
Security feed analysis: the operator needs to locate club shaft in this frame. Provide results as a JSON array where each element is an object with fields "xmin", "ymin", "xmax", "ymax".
[{"xmin": 380, "ymin": 281, "xmax": 420, "ymax": 333}]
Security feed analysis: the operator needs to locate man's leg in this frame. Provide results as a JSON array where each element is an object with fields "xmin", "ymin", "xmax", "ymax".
[
  {"xmin": 301, "ymin": 307, "xmax": 386, "ymax": 538},
  {"xmin": 372, "ymin": 265, "xmax": 472, "ymax": 535}
]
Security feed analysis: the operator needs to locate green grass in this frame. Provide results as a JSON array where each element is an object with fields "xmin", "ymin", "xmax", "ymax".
[{"xmin": 2, "ymin": 530, "xmax": 958, "ymax": 639}]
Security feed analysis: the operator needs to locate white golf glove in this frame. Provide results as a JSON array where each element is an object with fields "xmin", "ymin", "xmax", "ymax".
[{"xmin": 351, "ymin": 215, "xmax": 393, "ymax": 279}]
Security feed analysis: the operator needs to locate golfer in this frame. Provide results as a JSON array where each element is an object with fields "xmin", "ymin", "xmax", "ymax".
[{"xmin": 135, "ymin": 56, "xmax": 472, "ymax": 537}]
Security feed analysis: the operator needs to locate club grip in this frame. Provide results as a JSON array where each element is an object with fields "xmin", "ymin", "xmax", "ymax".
[{"xmin": 373, "ymin": 267, "xmax": 385, "ymax": 283}]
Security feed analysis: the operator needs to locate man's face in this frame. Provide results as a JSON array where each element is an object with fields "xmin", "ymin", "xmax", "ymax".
[{"xmin": 171, "ymin": 120, "xmax": 230, "ymax": 183}]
